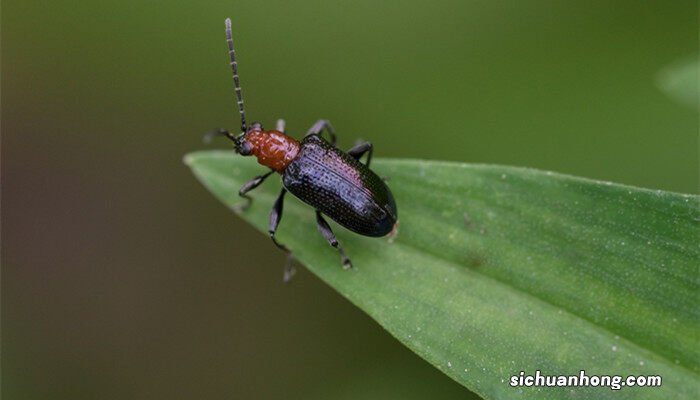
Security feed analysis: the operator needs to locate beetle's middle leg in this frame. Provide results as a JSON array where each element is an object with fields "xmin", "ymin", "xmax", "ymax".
[
  {"xmin": 315, "ymin": 211, "xmax": 352, "ymax": 269},
  {"xmin": 347, "ymin": 141, "xmax": 373, "ymax": 167},
  {"xmin": 305, "ymin": 119, "xmax": 337, "ymax": 146},
  {"xmin": 269, "ymin": 188, "xmax": 295, "ymax": 281},
  {"xmin": 235, "ymin": 170, "xmax": 274, "ymax": 212}
]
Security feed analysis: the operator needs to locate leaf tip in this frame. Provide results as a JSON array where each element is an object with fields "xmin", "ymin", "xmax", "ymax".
[{"xmin": 182, "ymin": 152, "xmax": 201, "ymax": 167}]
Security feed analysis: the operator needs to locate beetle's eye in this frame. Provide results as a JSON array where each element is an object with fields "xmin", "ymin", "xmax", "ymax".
[{"xmin": 238, "ymin": 141, "xmax": 253, "ymax": 155}]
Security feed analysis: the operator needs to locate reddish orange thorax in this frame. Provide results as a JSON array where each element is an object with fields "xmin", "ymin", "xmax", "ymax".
[{"xmin": 245, "ymin": 129, "xmax": 300, "ymax": 173}]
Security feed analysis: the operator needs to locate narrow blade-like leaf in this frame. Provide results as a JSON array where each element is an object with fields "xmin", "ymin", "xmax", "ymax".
[{"xmin": 185, "ymin": 151, "xmax": 699, "ymax": 399}]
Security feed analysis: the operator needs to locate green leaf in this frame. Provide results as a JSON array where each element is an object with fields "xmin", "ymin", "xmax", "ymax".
[{"xmin": 185, "ymin": 151, "xmax": 699, "ymax": 399}]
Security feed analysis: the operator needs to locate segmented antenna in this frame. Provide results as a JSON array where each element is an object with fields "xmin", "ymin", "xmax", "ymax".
[{"xmin": 225, "ymin": 18, "xmax": 247, "ymax": 133}]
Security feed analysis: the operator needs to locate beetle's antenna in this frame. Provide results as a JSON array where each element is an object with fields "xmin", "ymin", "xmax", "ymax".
[{"xmin": 225, "ymin": 18, "xmax": 247, "ymax": 134}]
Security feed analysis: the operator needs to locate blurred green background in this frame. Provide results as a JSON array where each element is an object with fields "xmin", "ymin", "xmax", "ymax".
[{"xmin": 3, "ymin": 1, "xmax": 697, "ymax": 399}]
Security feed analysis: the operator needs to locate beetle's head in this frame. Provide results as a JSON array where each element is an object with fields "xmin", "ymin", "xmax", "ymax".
[
  {"xmin": 204, "ymin": 122, "xmax": 264, "ymax": 156},
  {"xmin": 236, "ymin": 122, "xmax": 264, "ymax": 155}
]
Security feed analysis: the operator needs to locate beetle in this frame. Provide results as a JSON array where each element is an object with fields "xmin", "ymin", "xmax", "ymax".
[{"xmin": 208, "ymin": 18, "xmax": 398, "ymax": 281}]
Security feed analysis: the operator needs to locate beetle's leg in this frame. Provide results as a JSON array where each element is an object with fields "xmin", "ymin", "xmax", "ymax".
[
  {"xmin": 315, "ymin": 211, "xmax": 352, "ymax": 269},
  {"xmin": 347, "ymin": 141, "xmax": 374, "ymax": 167},
  {"xmin": 305, "ymin": 119, "xmax": 337, "ymax": 146},
  {"xmin": 275, "ymin": 118, "xmax": 286, "ymax": 133},
  {"xmin": 234, "ymin": 170, "xmax": 275, "ymax": 212},
  {"xmin": 203, "ymin": 128, "xmax": 237, "ymax": 144},
  {"xmin": 269, "ymin": 188, "xmax": 295, "ymax": 282}
]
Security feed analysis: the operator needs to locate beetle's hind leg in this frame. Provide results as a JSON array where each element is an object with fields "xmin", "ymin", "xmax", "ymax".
[
  {"xmin": 305, "ymin": 119, "xmax": 337, "ymax": 146},
  {"xmin": 347, "ymin": 141, "xmax": 373, "ymax": 167},
  {"xmin": 269, "ymin": 188, "xmax": 295, "ymax": 281},
  {"xmin": 315, "ymin": 211, "xmax": 352, "ymax": 269},
  {"xmin": 234, "ymin": 170, "xmax": 275, "ymax": 212}
]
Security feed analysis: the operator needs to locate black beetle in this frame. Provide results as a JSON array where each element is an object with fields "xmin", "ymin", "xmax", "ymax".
[{"xmin": 207, "ymin": 18, "xmax": 398, "ymax": 280}]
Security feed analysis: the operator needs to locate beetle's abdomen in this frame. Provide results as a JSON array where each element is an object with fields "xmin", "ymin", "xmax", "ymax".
[{"xmin": 283, "ymin": 135, "xmax": 397, "ymax": 237}]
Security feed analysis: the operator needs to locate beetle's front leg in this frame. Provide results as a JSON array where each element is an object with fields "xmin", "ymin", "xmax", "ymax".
[
  {"xmin": 305, "ymin": 119, "xmax": 337, "ymax": 146},
  {"xmin": 315, "ymin": 211, "xmax": 352, "ymax": 269},
  {"xmin": 234, "ymin": 170, "xmax": 275, "ymax": 212},
  {"xmin": 347, "ymin": 141, "xmax": 373, "ymax": 167},
  {"xmin": 269, "ymin": 188, "xmax": 295, "ymax": 282},
  {"xmin": 275, "ymin": 118, "xmax": 286, "ymax": 133}
]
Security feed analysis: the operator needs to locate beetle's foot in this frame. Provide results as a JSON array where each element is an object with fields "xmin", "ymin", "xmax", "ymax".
[
  {"xmin": 282, "ymin": 254, "xmax": 296, "ymax": 283},
  {"xmin": 203, "ymin": 128, "xmax": 233, "ymax": 143},
  {"xmin": 233, "ymin": 201, "xmax": 251, "ymax": 213},
  {"xmin": 340, "ymin": 249, "xmax": 353, "ymax": 269},
  {"xmin": 387, "ymin": 220, "xmax": 399, "ymax": 243}
]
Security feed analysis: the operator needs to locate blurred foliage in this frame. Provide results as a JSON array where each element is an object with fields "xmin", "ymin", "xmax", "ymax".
[{"xmin": 656, "ymin": 56, "xmax": 699, "ymax": 108}]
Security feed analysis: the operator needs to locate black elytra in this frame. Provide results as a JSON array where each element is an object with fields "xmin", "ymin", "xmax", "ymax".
[
  {"xmin": 207, "ymin": 18, "xmax": 398, "ymax": 281},
  {"xmin": 284, "ymin": 134, "xmax": 397, "ymax": 237}
]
